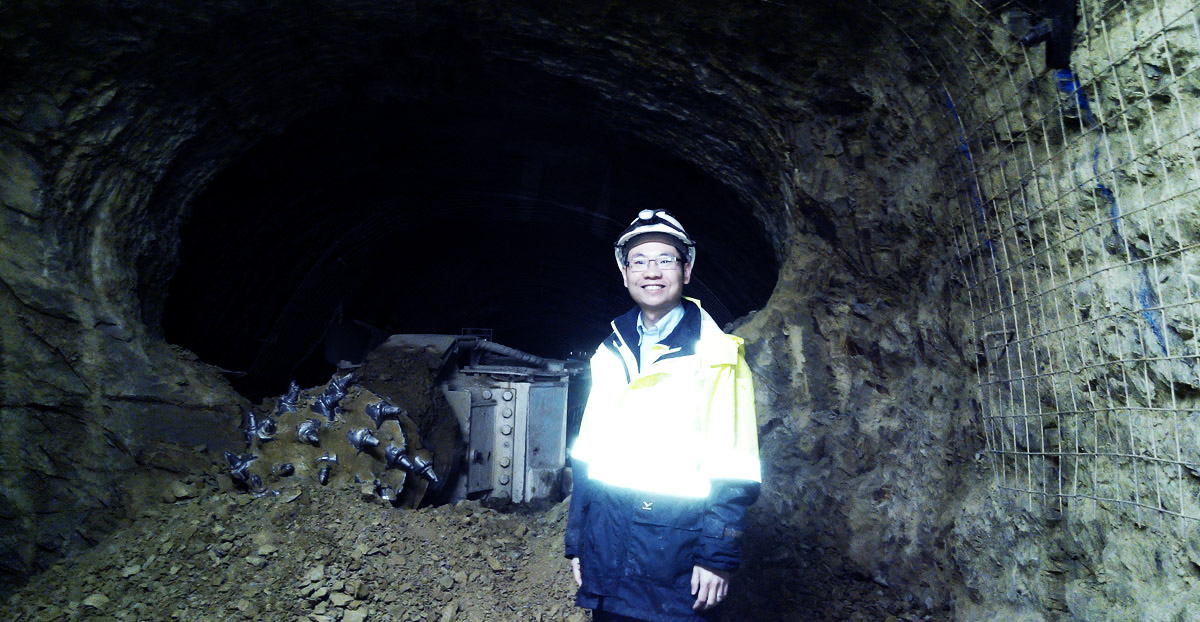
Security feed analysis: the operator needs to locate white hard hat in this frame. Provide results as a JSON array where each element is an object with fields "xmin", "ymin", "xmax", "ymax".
[{"xmin": 613, "ymin": 209, "xmax": 696, "ymax": 269}]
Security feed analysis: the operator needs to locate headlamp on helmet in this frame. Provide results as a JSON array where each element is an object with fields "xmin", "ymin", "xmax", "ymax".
[{"xmin": 614, "ymin": 209, "xmax": 696, "ymax": 269}]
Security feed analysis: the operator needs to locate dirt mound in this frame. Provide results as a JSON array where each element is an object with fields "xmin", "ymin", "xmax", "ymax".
[{"xmin": 0, "ymin": 466, "xmax": 581, "ymax": 622}]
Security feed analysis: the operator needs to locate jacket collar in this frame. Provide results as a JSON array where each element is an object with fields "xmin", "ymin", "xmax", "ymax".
[{"xmin": 611, "ymin": 299, "xmax": 702, "ymax": 369}]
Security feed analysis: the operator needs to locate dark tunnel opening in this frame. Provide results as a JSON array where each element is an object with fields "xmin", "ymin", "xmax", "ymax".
[{"xmin": 162, "ymin": 97, "xmax": 779, "ymax": 400}]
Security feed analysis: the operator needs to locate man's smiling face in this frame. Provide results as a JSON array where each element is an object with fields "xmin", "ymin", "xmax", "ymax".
[{"xmin": 621, "ymin": 240, "xmax": 692, "ymax": 321}]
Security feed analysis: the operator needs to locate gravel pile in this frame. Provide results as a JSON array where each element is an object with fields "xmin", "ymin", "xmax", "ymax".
[
  {"xmin": 1, "ymin": 460, "xmax": 940, "ymax": 622},
  {"xmin": 1, "ymin": 464, "xmax": 581, "ymax": 622}
]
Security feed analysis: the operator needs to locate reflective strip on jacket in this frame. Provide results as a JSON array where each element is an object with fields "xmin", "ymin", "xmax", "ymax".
[{"xmin": 565, "ymin": 299, "xmax": 761, "ymax": 621}]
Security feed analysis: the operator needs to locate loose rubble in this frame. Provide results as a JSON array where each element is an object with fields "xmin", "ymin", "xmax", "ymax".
[
  {"xmin": 0, "ymin": 459, "xmax": 943, "ymax": 621},
  {"xmin": 0, "ymin": 466, "xmax": 581, "ymax": 622}
]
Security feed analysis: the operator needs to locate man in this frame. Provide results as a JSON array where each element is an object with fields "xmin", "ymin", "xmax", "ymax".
[{"xmin": 565, "ymin": 209, "xmax": 762, "ymax": 621}]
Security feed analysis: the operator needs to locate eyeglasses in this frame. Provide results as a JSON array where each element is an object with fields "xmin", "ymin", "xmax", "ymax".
[{"xmin": 625, "ymin": 255, "xmax": 683, "ymax": 272}]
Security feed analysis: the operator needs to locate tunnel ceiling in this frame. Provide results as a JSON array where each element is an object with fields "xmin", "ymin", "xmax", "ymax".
[{"xmin": 2, "ymin": 0, "xmax": 942, "ymax": 397}]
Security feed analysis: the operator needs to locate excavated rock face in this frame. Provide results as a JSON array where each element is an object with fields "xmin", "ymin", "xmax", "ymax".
[{"xmin": 5, "ymin": 0, "xmax": 1198, "ymax": 619}]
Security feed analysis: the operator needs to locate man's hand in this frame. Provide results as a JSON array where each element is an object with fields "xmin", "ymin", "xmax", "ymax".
[
  {"xmin": 570, "ymin": 557, "xmax": 582, "ymax": 586},
  {"xmin": 691, "ymin": 565, "xmax": 731, "ymax": 610}
]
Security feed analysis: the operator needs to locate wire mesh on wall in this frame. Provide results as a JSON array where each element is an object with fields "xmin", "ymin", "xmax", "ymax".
[{"xmin": 939, "ymin": 0, "xmax": 1200, "ymax": 531}]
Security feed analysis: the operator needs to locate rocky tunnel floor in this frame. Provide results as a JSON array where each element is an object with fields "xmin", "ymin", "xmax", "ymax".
[
  {"xmin": 1, "ymin": 464, "xmax": 580, "ymax": 622},
  {"xmin": 0, "ymin": 459, "xmax": 938, "ymax": 622}
]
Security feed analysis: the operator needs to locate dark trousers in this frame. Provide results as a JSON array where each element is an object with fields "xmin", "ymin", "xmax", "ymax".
[{"xmin": 593, "ymin": 612, "xmax": 649, "ymax": 622}]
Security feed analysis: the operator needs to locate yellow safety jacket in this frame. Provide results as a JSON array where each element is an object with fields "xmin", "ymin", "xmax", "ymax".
[
  {"xmin": 566, "ymin": 299, "xmax": 761, "ymax": 621},
  {"xmin": 571, "ymin": 298, "xmax": 761, "ymax": 496}
]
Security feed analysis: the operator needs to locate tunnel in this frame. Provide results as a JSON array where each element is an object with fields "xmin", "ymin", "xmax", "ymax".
[
  {"xmin": 3, "ymin": 0, "xmax": 1200, "ymax": 620},
  {"xmin": 163, "ymin": 95, "xmax": 778, "ymax": 399}
]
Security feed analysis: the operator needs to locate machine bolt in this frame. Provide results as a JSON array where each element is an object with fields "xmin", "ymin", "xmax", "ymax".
[
  {"xmin": 502, "ymin": 390, "xmax": 514, "ymax": 401},
  {"xmin": 499, "ymin": 456, "xmax": 511, "ymax": 468},
  {"xmin": 500, "ymin": 424, "xmax": 513, "ymax": 435},
  {"xmin": 499, "ymin": 474, "xmax": 510, "ymax": 485},
  {"xmin": 502, "ymin": 408, "xmax": 513, "ymax": 418},
  {"xmin": 482, "ymin": 390, "xmax": 493, "ymax": 400}
]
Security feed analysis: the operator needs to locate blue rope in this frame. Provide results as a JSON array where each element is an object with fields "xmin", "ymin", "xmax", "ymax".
[{"xmin": 1056, "ymin": 69, "xmax": 1169, "ymax": 356}]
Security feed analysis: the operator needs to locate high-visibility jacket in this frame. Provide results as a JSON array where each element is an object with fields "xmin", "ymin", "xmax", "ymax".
[{"xmin": 566, "ymin": 299, "xmax": 761, "ymax": 621}]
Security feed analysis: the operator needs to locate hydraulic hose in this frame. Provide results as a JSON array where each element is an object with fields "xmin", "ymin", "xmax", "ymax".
[{"xmin": 471, "ymin": 339, "xmax": 549, "ymax": 367}]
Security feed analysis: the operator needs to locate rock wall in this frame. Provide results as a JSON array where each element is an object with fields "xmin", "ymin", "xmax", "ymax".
[
  {"xmin": 902, "ymin": 1, "xmax": 1200, "ymax": 619},
  {"xmin": 0, "ymin": 6, "xmax": 273, "ymax": 583},
  {"xmin": 725, "ymin": 59, "xmax": 984, "ymax": 615},
  {"xmin": 0, "ymin": 254, "xmax": 244, "ymax": 581},
  {"xmin": 0, "ymin": 68, "xmax": 245, "ymax": 573}
]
